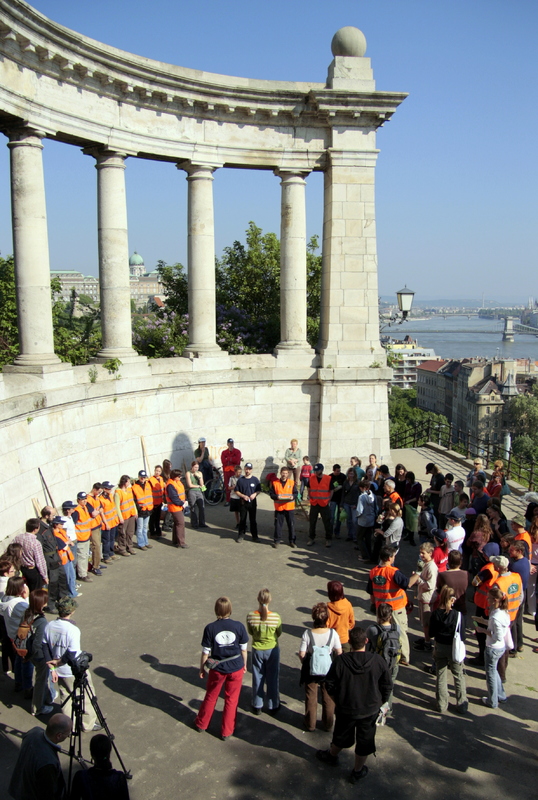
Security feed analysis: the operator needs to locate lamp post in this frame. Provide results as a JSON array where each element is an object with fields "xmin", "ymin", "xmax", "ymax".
[{"xmin": 380, "ymin": 286, "xmax": 415, "ymax": 330}]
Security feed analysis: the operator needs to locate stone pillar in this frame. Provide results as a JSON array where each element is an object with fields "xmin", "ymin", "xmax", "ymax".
[
  {"xmin": 180, "ymin": 163, "xmax": 222, "ymax": 357},
  {"xmin": 90, "ymin": 149, "xmax": 138, "ymax": 360},
  {"xmin": 274, "ymin": 170, "xmax": 313, "ymax": 355},
  {"xmin": 8, "ymin": 129, "xmax": 60, "ymax": 366},
  {"xmin": 318, "ymin": 150, "xmax": 385, "ymax": 368}
]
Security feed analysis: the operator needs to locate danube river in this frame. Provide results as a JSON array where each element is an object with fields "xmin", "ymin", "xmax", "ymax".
[{"xmin": 397, "ymin": 316, "xmax": 538, "ymax": 361}]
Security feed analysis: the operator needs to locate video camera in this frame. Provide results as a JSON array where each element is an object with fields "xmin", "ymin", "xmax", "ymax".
[{"xmin": 64, "ymin": 650, "xmax": 93, "ymax": 680}]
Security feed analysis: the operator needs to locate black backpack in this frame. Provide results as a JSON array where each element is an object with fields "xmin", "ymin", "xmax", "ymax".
[{"xmin": 371, "ymin": 621, "xmax": 400, "ymax": 671}]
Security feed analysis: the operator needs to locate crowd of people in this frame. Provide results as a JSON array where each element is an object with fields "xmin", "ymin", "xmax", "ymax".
[{"xmin": 2, "ymin": 440, "xmax": 538, "ymax": 793}]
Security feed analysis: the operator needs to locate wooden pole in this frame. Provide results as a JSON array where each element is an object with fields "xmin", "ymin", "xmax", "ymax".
[
  {"xmin": 38, "ymin": 468, "xmax": 56, "ymax": 510},
  {"xmin": 140, "ymin": 436, "xmax": 150, "ymax": 475},
  {"xmin": 32, "ymin": 497, "xmax": 41, "ymax": 517}
]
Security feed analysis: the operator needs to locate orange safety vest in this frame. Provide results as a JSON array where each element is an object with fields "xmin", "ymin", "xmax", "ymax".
[
  {"xmin": 53, "ymin": 528, "xmax": 74, "ymax": 565},
  {"xmin": 165, "ymin": 478, "xmax": 186, "ymax": 513},
  {"xmin": 494, "ymin": 572, "xmax": 523, "ymax": 622},
  {"xmin": 473, "ymin": 564, "xmax": 499, "ymax": 611},
  {"xmin": 514, "ymin": 531, "xmax": 532, "ymax": 559},
  {"xmin": 86, "ymin": 494, "xmax": 103, "ymax": 529},
  {"xmin": 116, "ymin": 486, "xmax": 137, "ymax": 520},
  {"xmin": 132, "ymin": 481, "xmax": 154, "ymax": 513},
  {"xmin": 100, "ymin": 494, "xmax": 120, "ymax": 530},
  {"xmin": 388, "ymin": 491, "xmax": 403, "ymax": 507},
  {"xmin": 369, "ymin": 565, "xmax": 408, "ymax": 610},
  {"xmin": 308, "ymin": 474, "xmax": 332, "ymax": 507},
  {"xmin": 149, "ymin": 475, "xmax": 165, "ymax": 505},
  {"xmin": 272, "ymin": 478, "xmax": 295, "ymax": 512},
  {"xmin": 74, "ymin": 504, "xmax": 93, "ymax": 542}
]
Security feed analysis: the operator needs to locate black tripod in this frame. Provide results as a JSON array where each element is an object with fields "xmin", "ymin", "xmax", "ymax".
[{"xmin": 60, "ymin": 669, "xmax": 131, "ymax": 790}]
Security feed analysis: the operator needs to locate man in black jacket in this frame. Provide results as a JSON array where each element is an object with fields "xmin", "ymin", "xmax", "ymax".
[
  {"xmin": 9, "ymin": 713, "xmax": 72, "ymax": 799},
  {"xmin": 316, "ymin": 626, "xmax": 392, "ymax": 784},
  {"xmin": 38, "ymin": 507, "xmax": 68, "ymax": 611}
]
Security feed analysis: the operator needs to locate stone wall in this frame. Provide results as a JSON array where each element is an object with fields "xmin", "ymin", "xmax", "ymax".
[{"xmin": 0, "ymin": 356, "xmax": 390, "ymax": 543}]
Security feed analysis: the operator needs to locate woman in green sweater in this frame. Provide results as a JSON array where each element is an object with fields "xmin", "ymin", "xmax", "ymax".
[{"xmin": 246, "ymin": 589, "xmax": 282, "ymax": 715}]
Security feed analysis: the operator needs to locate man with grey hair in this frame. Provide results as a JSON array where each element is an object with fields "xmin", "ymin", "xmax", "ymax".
[{"xmin": 8, "ymin": 713, "xmax": 72, "ymax": 799}]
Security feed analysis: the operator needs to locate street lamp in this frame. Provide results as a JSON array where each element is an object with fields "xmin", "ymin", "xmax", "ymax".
[{"xmin": 396, "ymin": 286, "xmax": 415, "ymax": 320}]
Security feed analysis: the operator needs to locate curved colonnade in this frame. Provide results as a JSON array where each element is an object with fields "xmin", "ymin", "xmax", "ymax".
[{"xmin": 0, "ymin": 2, "xmax": 405, "ymax": 537}]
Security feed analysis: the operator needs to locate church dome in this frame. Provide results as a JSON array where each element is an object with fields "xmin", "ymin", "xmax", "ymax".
[{"xmin": 129, "ymin": 251, "xmax": 144, "ymax": 267}]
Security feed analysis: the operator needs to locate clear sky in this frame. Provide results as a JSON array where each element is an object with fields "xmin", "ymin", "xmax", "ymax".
[{"xmin": 0, "ymin": 0, "xmax": 536, "ymax": 302}]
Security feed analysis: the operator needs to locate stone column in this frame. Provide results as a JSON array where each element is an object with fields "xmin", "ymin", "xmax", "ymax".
[
  {"xmin": 274, "ymin": 170, "xmax": 313, "ymax": 354},
  {"xmin": 90, "ymin": 149, "xmax": 138, "ymax": 360},
  {"xmin": 180, "ymin": 163, "xmax": 222, "ymax": 356},
  {"xmin": 8, "ymin": 129, "xmax": 60, "ymax": 366},
  {"xmin": 318, "ymin": 150, "xmax": 385, "ymax": 368}
]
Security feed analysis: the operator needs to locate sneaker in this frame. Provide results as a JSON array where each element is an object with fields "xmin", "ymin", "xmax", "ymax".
[
  {"xmin": 236, "ymin": 535, "xmax": 244, "ymax": 543},
  {"xmin": 90, "ymin": 724, "xmax": 103, "ymax": 732},
  {"xmin": 36, "ymin": 704, "xmax": 54, "ymax": 715},
  {"xmin": 145, "ymin": 544, "xmax": 153, "ymax": 549},
  {"xmin": 357, "ymin": 555, "xmax": 368, "ymax": 562},
  {"xmin": 137, "ymin": 546, "xmax": 149, "ymax": 551},
  {"xmin": 92, "ymin": 569, "xmax": 103, "ymax": 576},
  {"xmin": 79, "ymin": 576, "xmax": 93, "ymax": 583},
  {"xmin": 289, "ymin": 542, "xmax": 297, "ymax": 548},
  {"xmin": 456, "ymin": 701, "xmax": 468, "ymax": 715},
  {"xmin": 180, "ymin": 544, "xmax": 190, "ymax": 549},
  {"xmin": 349, "ymin": 766, "xmax": 369, "ymax": 784},
  {"xmin": 399, "ymin": 658, "xmax": 411, "ymax": 667},
  {"xmin": 272, "ymin": 542, "xmax": 279, "ymax": 549},
  {"xmin": 99, "ymin": 564, "xmax": 108, "ymax": 569},
  {"xmin": 307, "ymin": 539, "xmax": 315, "ymax": 547},
  {"xmin": 481, "ymin": 697, "xmax": 495, "ymax": 708},
  {"xmin": 75, "ymin": 583, "xmax": 82, "ymax": 588},
  {"xmin": 315, "ymin": 749, "xmax": 339, "ymax": 766},
  {"xmin": 413, "ymin": 640, "xmax": 432, "ymax": 651},
  {"xmin": 119, "ymin": 552, "xmax": 131, "ymax": 557},
  {"xmin": 251, "ymin": 706, "xmax": 262, "ymax": 715}
]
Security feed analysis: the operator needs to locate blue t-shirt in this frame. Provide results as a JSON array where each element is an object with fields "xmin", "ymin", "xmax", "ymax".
[
  {"xmin": 235, "ymin": 475, "xmax": 261, "ymax": 498},
  {"xmin": 510, "ymin": 558, "xmax": 530, "ymax": 593},
  {"xmin": 201, "ymin": 618, "xmax": 248, "ymax": 673}
]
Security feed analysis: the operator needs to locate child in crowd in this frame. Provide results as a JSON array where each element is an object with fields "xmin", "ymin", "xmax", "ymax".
[
  {"xmin": 228, "ymin": 465, "xmax": 243, "ymax": 528},
  {"xmin": 453, "ymin": 480, "xmax": 464, "ymax": 506},
  {"xmin": 409, "ymin": 542, "xmax": 438, "ymax": 652},
  {"xmin": 365, "ymin": 602, "xmax": 400, "ymax": 712},
  {"xmin": 438, "ymin": 473, "xmax": 456, "ymax": 530},
  {"xmin": 449, "ymin": 491, "xmax": 469, "ymax": 522},
  {"xmin": 299, "ymin": 456, "xmax": 312, "ymax": 501}
]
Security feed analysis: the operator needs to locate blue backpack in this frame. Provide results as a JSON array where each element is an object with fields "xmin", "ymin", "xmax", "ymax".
[{"xmin": 308, "ymin": 629, "xmax": 334, "ymax": 676}]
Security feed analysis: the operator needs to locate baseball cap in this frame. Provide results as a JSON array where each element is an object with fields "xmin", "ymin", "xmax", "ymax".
[
  {"xmin": 490, "ymin": 555, "xmax": 509, "ymax": 570},
  {"xmin": 425, "ymin": 462, "xmax": 435, "ymax": 472},
  {"xmin": 245, "ymin": 462, "xmax": 253, "ymax": 469},
  {"xmin": 76, "ymin": 492, "xmax": 87, "ymax": 500},
  {"xmin": 432, "ymin": 528, "xmax": 447, "ymax": 542},
  {"xmin": 56, "ymin": 597, "xmax": 78, "ymax": 615},
  {"xmin": 52, "ymin": 516, "xmax": 65, "ymax": 526},
  {"xmin": 446, "ymin": 511, "xmax": 461, "ymax": 521},
  {"xmin": 198, "ymin": 437, "xmax": 206, "ymax": 442},
  {"xmin": 62, "ymin": 501, "xmax": 76, "ymax": 509},
  {"xmin": 314, "ymin": 463, "xmax": 324, "ymax": 471},
  {"xmin": 101, "ymin": 481, "xmax": 114, "ymax": 490},
  {"xmin": 138, "ymin": 470, "xmax": 148, "ymax": 478},
  {"xmin": 227, "ymin": 438, "xmax": 234, "ymax": 443}
]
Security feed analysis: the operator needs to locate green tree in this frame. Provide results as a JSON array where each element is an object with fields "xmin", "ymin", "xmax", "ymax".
[
  {"xmin": 388, "ymin": 386, "xmax": 449, "ymax": 445},
  {"xmin": 132, "ymin": 259, "xmax": 189, "ymax": 358},
  {"xmin": 51, "ymin": 277, "xmax": 102, "ymax": 364},
  {"xmin": 306, "ymin": 235, "xmax": 322, "ymax": 347},
  {"xmin": 0, "ymin": 255, "xmax": 19, "ymax": 368},
  {"xmin": 156, "ymin": 260, "xmax": 188, "ymax": 316},
  {"xmin": 505, "ymin": 387, "xmax": 538, "ymax": 439}
]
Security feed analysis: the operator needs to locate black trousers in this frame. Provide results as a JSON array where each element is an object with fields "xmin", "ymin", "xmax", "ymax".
[
  {"xmin": 274, "ymin": 510, "xmax": 295, "ymax": 542},
  {"xmin": 239, "ymin": 500, "xmax": 258, "ymax": 537},
  {"xmin": 149, "ymin": 504, "xmax": 162, "ymax": 536},
  {"xmin": 21, "ymin": 565, "xmax": 45, "ymax": 593},
  {"xmin": 308, "ymin": 505, "xmax": 332, "ymax": 540},
  {"xmin": 47, "ymin": 567, "xmax": 69, "ymax": 605}
]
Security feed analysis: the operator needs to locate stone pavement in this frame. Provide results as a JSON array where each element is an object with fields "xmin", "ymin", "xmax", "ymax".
[{"xmin": 1, "ymin": 470, "xmax": 537, "ymax": 800}]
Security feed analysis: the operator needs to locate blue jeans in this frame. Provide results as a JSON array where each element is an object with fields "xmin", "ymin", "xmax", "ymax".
[
  {"xmin": 251, "ymin": 647, "xmax": 280, "ymax": 710},
  {"xmin": 485, "ymin": 646, "xmax": 507, "ymax": 707},
  {"xmin": 101, "ymin": 527, "xmax": 115, "ymax": 560},
  {"xmin": 136, "ymin": 515, "xmax": 149, "ymax": 548},
  {"xmin": 63, "ymin": 560, "xmax": 78, "ymax": 597},
  {"xmin": 342, "ymin": 503, "xmax": 358, "ymax": 541},
  {"xmin": 14, "ymin": 654, "xmax": 34, "ymax": 690}
]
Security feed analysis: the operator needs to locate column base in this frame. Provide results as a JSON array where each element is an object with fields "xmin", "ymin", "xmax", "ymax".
[
  {"xmin": 273, "ymin": 345, "xmax": 318, "ymax": 368},
  {"xmin": 3, "ymin": 361, "xmax": 70, "ymax": 375},
  {"xmin": 11, "ymin": 352, "xmax": 63, "ymax": 368},
  {"xmin": 91, "ymin": 348, "xmax": 147, "ymax": 364},
  {"xmin": 182, "ymin": 343, "xmax": 224, "ymax": 358}
]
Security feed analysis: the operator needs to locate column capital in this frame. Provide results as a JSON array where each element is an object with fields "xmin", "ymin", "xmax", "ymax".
[
  {"xmin": 177, "ymin": 160, "xmax": 222, "ymax": 178},
  {"xmin": 6, "ymin": 126, "xmax": 48, "ymax": 148},
  {"xmin": 274, "ymin": 169, "xmax": 310, "ymax": 183},
  {"xmin": 82, "ymin": 147, "xmax": 129, "ymax": 168}
]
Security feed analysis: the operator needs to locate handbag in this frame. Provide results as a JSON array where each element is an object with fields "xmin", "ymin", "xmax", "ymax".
[{"xmin": 452, "ymin": 612, "xmax": 466, "ymax": 663}]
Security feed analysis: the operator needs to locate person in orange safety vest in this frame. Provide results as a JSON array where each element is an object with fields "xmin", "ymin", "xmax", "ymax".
[
  {"xmin": 270, "ymin": 466, "xmax": 298, "ymax": 549},
  {"xmin": 307, "ymin": 464, "xmax": 334, "ymax": 548}
]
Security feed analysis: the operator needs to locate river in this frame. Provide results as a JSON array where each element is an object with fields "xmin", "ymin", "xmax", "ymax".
[{"xmin": 395, "ymin": 316, "xmax": 538, "ymax": 360}]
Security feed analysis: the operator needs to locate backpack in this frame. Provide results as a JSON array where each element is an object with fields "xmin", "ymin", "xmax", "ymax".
[
  {"xmin": 13, "ymin": 617, "xmax": 33, "ymax": 660},
  {"xmin": 371, "ymin": 621, "xmax": 400, "ymax": 671},
  {"xmin": 308, "ymin": 629, "xmax": 334, "ymax": 676}
]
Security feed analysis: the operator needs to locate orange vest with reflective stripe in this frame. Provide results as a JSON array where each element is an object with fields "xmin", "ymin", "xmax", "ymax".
[
  {"xmin": 54, "ymin": 528, "xmax": 74, "ymax": 565},
  {"xmin": 388, "ymin": 491, "xmax": 403, "ymax": 507},
  {"xmin": 308, "ymin": 474, "xmax": 332, "ymax": 507},
  {"xmin": 514, "ymin": 531, "xmax": 532, "ymax": 559},
  {"xmin": 74, "ymin": 504, "xmax": 93, "ymax": 542},
  {"xmin": 116, "ymin": 487, "xmax": 137, "ymax": 520},
  {"xmin": 100, "ymin": 494, "xmax": 120, "ymax": 529},
  {"xmin": 494, "ymin": 572, "xmax": 523, "ymax": 622},
  {"xmin": 370, "ymin": 565, "xmax": 408, "ymax": 610},
  {"xmin": 165, "ymin": 478, "xmax": 186, "ymax": 513},
  {"xmin": 474, "ymin": 564, "xmax": 499, "ymax": 611},
  {"xmin": 132, "ymin": 481, "xmax": 154, "ymax": 512},
  {"xmin": 272, "ymin": 478, "xmax": 295, "ymax": 511},
  {"xmin": 86, "ymin": 495, "xmax": 103, "ymax": 529},
  {"xmin": 149, "ymin": 475, "xmax": 165, "ymax": 505}
]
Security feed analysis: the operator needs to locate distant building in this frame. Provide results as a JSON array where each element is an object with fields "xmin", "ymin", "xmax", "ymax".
[
  {"xmin": 51, "ymin": 252, "xmax": 164, "ymax": 307},
  {"xmin": 417, "ymin": 357, "xmax": 536, "ymax": 443},
  {"xmin": 385, "ymin": 336, "xmax": 441, "ymax": 389}
]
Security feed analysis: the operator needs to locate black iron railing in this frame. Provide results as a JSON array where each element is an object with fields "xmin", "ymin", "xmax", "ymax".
[{"xmin": 390, "ymin": 419, "xmax": 536, "ymax": 490}]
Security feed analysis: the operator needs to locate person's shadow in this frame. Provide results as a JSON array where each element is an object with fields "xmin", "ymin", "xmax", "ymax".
[{"xmin": 93, "ymin": 666, "xmax": 191, "ymax": 724}]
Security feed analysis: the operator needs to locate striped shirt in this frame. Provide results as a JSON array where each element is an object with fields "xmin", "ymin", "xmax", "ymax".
[
  {"xmin": 13, "ymin": 532, "xmax": 48, "ymax": 581},
  {"xmin": 246, "ymin": 610, "xmax": 282, "ymax": 650}
]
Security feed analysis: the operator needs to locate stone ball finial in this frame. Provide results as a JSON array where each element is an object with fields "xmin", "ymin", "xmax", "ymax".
[{"xmin": 331, "ymin": 26, "xmax": 367, "ymax": 57}]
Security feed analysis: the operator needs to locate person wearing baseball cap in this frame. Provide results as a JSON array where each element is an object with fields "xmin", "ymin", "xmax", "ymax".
[
  {"xmin": 445, "ymin": 511, "xmax": 465, "ymax": 554},
  {"xmin": 235, "ymin": 462, "xmax": 261, "ymax": 543},
  {"xmin": 132, "ymin": 470, "xmax": 154, "ymax": 551},
  {"xmin": 72, "ymin": 493, "xmax": 100, "ymax": 583},
  {"xmin": 221, "ymin": 438, "xmax": 242, "ymax": 505},
  {"xmin": 194, "ymin": 438, "xmax": 213, "ymax": 486},
  {"xmin": 99, "ymin": 482, "xmax": 120, "ymax": 564},
  {"xmin": 307, "ymin": 464, "xmax": 334, "ymax": 548}
]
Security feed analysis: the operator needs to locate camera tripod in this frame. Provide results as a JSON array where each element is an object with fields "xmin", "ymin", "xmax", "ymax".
[{"xmin": 60, "ymin": 669, "xmax": 131, "ymax": 789}]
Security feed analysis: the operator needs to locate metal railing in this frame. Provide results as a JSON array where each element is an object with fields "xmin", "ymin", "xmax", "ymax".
[{"xmin": 390, "ymin": 419, "xmax": 536, "ymax": 490}]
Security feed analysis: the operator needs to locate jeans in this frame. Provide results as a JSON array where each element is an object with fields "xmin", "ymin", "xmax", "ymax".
[
  {"xmin": 329, "ymin": 501, "xmax": 341, "ymax": 537},
  {"xmin": 300, "ymin": 478, "xmax": 309, "ymax": 498},
  {"xmin": 485, "ymin": 646, "xmax": 507, "ymax": 707},
  {"xmin": 101, "ymin": 527, "xmax": 115, "ymax": 560},
  {"xmin": 63, "ymin": 560, "xmax": 77, "ymax": 597},
  {"xmin": 251, "ymin": 647, "xmax": 280, "ymax": 710},
  {"xmin": 434, "ymin": 641, "xmax": 467, "ymax": 711},
  {"xmin": 14, "ymin": 654, "xmax": 34, "ymax": 690},
  {"xmin": 136, "ymin": 515, "xmax": 150, "ymax": 548},
  {"xmin": 342, "ymin": 503, "xmax": 358, "ymax": 541},
  {"xmin": 31, "ymin": 657, "xmax": 54, "ymax": 714}
]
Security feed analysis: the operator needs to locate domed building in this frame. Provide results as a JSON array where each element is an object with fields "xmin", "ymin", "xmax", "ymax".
[{"xmin": 129, "ymin": 251, "xmax": 146, "ymax": 278}]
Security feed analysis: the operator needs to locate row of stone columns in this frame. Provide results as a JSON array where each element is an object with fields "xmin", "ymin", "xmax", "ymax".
[{"xmin": 5, "ymin": 128, "xmax": 314, "ymax": 367}]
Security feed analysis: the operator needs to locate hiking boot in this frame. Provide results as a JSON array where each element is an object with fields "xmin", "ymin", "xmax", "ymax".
[
  {"xmin": 315, "ymin": 749, "xmax": 339, "ymax": 766},
  {"xmin": 79, "ymin": 576, "xmax": 93, "ymax": 583},
  {"xmin": 456, "ymin": 702, "xmax": 468, "ymax": 715},
  {"xmin": 289, "ymin": 542, "xmax": 297, "ymax": 548},
  {"xmin": 349, "ymin": 766, "xmax": 369, "ymax": 784}
]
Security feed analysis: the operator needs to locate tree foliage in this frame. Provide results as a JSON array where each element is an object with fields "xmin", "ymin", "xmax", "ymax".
[
  {"xmin": 51, "ymin": 278, "xmax": 102, "ymax": 365},
  {"xmin": 388, "ymin": 386, "xmax": 449, "ymax": 443},
  {"xmin": 0, "ymin": 255, "xmax": 19, "ymax": 368},
  {"xmin": 132, "ymin": 260, "xmax": 189, "ymax": 358},
  {"xmin": 505, "ymin": 387, "xmax": 538, "ymax": 463}
]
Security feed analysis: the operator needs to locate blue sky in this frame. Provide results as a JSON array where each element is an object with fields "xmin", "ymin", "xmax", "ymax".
[{"xmin": 0, "ymin": 0, "xmax": 536, "ymax": 301}]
